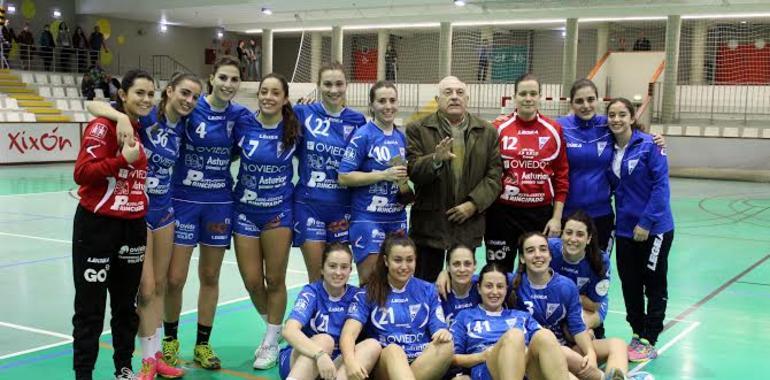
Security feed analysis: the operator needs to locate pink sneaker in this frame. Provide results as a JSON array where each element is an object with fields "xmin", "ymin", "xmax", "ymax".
[
  {"xmin": 136, "ymin": 357, "xmax": 157, "ymax": 380},
  {"xmin": 628, "ymin": 338, "xmax": 658, "ymax": 362},
  {"xmin": 154, "ymin": 352, "xmax": 185, "ymax": 378}
]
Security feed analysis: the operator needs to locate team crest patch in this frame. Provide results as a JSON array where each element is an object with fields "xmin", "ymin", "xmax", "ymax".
[
  {"xmin": 344, "ymin": 125, "xmax": 355, "ymax": 138},
  {"xmin": 409, "ymin": 304, "xmax": 420, "ymax": 322},
  {"xmin": 90, "ymin": 123, "xmax": 108, "ymax": 139},
  {"xmin": 597, "ymin": 141, "xmax": 607, "ymax": 156},
  {"xmin": 505, "ymin": 318, "xmax": 519, "ymax": 329},
  {"xmin": 546, "ymin": 303, "xmax": 560, "ymax": 319},
  {"xmin": 628, "ymin": 159, "xmax": 639, "ymax": 174},
  {"xmin": 577, "ymin": 277, "xmax": 590, "ymax": 289},
  {"xmin": 538, "ymin": 136, "xmax": 550, "ymax": 149}
]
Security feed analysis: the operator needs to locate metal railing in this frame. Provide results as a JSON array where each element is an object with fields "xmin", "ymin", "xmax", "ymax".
[
  {"xmin": 651, "ymin": 82, "xmax": 770, "ymax": 125},
  {"xmin": 0, "ymin": 43, "xmax": 127, "ymax": 74},
  {"xmin": 151, "ymin": 55, "xmax": 195, "ymax": 81}
]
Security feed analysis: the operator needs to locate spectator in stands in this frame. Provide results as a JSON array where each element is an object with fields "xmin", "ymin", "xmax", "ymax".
[
  {"xmin": 108, "ymin": 75, "xmax": 120, "ymax": 101},
  {"xmin": 244, "ymin": 40, "xmax": 255, "ymax": 80},
  {"xmin": 72, "ymin": 26, "xmax": 89, "ymax": 72},
  {"xmin": 236, "ymin": 40, "xmax": 247, "ymax": 78},
  {"xmin": 17, "ymin": 23, "xmax": 34, "ymax": 70},
  {"xmin": 1, "ymin": 20, "xmax": 16, "ymax": 51},
  {"xmin": 477, "ymin": 38, "xmax": 491, "ymax": 82},
  {"xmin": 252, "ymin": 41, "xmax": 261, "ymax": 80},
  {"xmin": 88, "ymin": 25, "xmax": 108, "ymax": 67},
  {"xmin": 39, "ymin": 24, "xmax": 55, "ymax": 71},
  {"xmin": 405, "ymin": 75, "xmax": 502, "ymax": 282},
  {"xmin": 57, "ymin": 22, "xmax": 73, "ymax": 72},
  {"xmin": 81, "ymin": 72, "xmax": 96, "ymax": 100},
  {"xmin": 385, "ymin": 42, "xmax": 397, "ymax": 81},
  {"xmin": 633, "ymin": 32, "xmax": 651, "ymax": 51}
]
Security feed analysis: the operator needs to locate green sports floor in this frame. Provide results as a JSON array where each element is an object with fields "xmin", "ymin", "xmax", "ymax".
[{"xmin": 0, "ymin": 163, "xmax": 768, "ymax": 379}]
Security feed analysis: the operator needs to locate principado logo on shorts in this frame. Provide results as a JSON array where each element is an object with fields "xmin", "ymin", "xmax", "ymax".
[{"xmin": 84, "ymin": 267, "xmax": 109, "ymax": 282}]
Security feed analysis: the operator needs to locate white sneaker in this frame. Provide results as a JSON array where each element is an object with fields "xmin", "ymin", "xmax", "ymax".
[
  {"xmin": 115, "ymin": 367, "xmax": 137, "ymax": 380},
  {"xmin": 253, "ymin": 344, "xmax": 279, "ymax": 369}
]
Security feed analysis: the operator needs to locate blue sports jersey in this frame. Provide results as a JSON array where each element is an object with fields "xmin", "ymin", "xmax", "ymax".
[
  {"xmin": 441, "ymin": 281, "xmax": 481, "ymax": 326},
  {"xmin": 347, "ymin": 277, "xmax": 448, "ymax": 359},
  {"xmin": 233, "ymin": 113, "xmax": 295, "ymax": 210},
  {"xmin": 609, "ymin": 129, "xmax": 674, "ymax": 238},
  {"xmin": 515, "ymin": 271, "xmax": 586, "ymax": 344},
  {"xmin": 338, "ymin": 121, "xmax": 407, "ymax": 222},
  {"xmin": 172, "ymin": 96, "xmax": 249, "ymax": 203},
  {"xmin": 288, "ymin": 281, "xmax": 359, "ymax": 355},
  {"xmin": 547, "ymin": 238, "xmax": 611, "ymax": 305},
  {"xmin": 294, "ymin": 103, "xmax": 367, "ymax": 206},
  {"xmin": 557, "ymin": 114, "xmax": 614, "ymax": 218},
  {"xmin": 451, "ymin": 306, "xmax": 541, "ymax": 356},
  {"xmin": 138, "ymin": 108, "xmax": 183, "ymax": 208}
]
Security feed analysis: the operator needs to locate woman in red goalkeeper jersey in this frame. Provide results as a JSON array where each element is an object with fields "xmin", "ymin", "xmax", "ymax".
[{"xmin": 485, "ymin": 73, "xmax": 569, "ymax": 273}]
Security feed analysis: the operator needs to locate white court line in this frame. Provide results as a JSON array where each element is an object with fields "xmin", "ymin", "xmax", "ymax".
[
  {"xmin": 0, "ymin": 232, "xmax": 71, "ymax": 244},
  {"xmin": 0, "ymin": 191, "xmax": 69, "ymax": 198},
  {"xmin": 0, "ymin": 273, "xmax": 356, "ymax": 361},
  {"xmin": 629, "ymin": 321, "xmax": 701, "ymax": 374},
  {"xmin": 0, "ymin": 321, "xmax": 73, "ymax": 340}
]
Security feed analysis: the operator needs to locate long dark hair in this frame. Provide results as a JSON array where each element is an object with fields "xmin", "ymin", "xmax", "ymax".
[
  {"xmin": 569, "ymin": 78, "xmax": 598, "ymax": 103},
  {"xmin": 563, "ymin": 210, "xmax": 606, "ymax": 278},
  {"xmin": 477, "ymin": 262, "xmax": 508, "ymax": 289},
  {"xmin": 157, "ymin": 72, "xmax": 202, "ymax": 123},
  {"xmin": 607, "ymin": 97, "xmax": 643, "ymax": 131},
  {"xmin": 506, "ymin": 231, "xmax": 548, "ymax": 308},
  {"xmin": 208, "ymin": 55, "xmax": 240, "ymax": 94},
  {"xmin": 115, "ymin": 69, "xmax": 154, "ymax": 114},
  {"xmin": 259, "ymin": 72, "xmax": 299, "ymax": 148},
  {"xmin": 367, "ymin": 234, "xmax": 416, "ymax": 307}
]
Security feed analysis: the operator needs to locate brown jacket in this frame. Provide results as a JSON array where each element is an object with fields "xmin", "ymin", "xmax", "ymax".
[{"xmin": 406, "ymin": 112, "xmax": 502, "ymax": 250}]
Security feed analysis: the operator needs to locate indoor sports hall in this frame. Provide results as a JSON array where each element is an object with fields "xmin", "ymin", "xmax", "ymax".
[{"xmin": 1, "ymin": 0, "xmax": 769, "ymax": 379}]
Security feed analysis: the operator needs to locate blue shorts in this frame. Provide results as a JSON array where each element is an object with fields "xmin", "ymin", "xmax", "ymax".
[
  {"xmin": 471, "ymin": 363, "xmax": 493, "ymax": 380},
  {"xmin": 293, "ymin": 201, "xmax": 351, "ymax": 246},
  {"xmin": 278, "ymin": 346, "xmax": 292, "ymax": 379},
  {"xmin": 173, "ymin": 199, "xmax": 233, "ymax": 247},
  {"xmin": 350, "ymin": 220, "xmax": 407, "ymax": 263},
  {"xmin": 146, "ymin": 206, "xmax": 175, "ymax": 231},
  {"xmin": 233, "ymin": 204, "xmax": 293, "ymax": 238}
]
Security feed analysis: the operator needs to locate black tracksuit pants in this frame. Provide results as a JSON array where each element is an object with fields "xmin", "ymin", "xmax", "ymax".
[
  {"xmin": 71, "ymin": 205, "xmax": 146, "ymax": 379},
  {"xmin": 615, "ymin": 229, "xmax": 674, "ymax": 346}
]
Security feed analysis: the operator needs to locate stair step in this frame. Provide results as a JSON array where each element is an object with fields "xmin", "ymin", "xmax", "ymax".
[
  {"xmin": 16, "ymin": 100, "xmax": 53, "ymax": 108},
  {"xmin": 25, "ymin": 108, "xmax": 62, "ymax": 115},
  {"xmin": 0, "ymin": 80, "xmax": 25, "ymax": 87},
  {"xmin": 11, "ymin": 94, "xmax": 45, "ymax": 101},
  {"xmin": 36, "ymin": 114, "xmax": 73, "ymax": 122},
  {"xmin": 0, "ymin": 87, "xmax": 35, "ymax": 94}
]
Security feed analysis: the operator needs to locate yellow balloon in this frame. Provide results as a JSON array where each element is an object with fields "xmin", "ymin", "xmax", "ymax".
[
  {"xmin": 100, "ymin": 49, "xmax": 113, "ymax": 66},
  {"xmin": 21, "ymin": 0, "xmax": 36, "ymax": 19},
  {"xmin": 116, "ymin": 35, "xmax": 125, "ymax": 45},
  {"xmin": 51, "ymin": 20, "xmax": 62, "ymax": 40},
  {"xmin": 96, "ymin": 19, "xmax": 112, "ymax": 40}
]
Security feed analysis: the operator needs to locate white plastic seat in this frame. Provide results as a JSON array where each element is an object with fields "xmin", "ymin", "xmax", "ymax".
[
  {"xmin": 66, "ymin": 87, "xmax": 80, "ymax": 98},
  {"xmin": 38, "ymin": 86, "xmax": 52, "ymax": 98},
  {"xmin": 62, "ymin": 75, "xmax": 75, "ymax": 86},
  {"xmin": 52, "ymin": 87, "xmax": 66, "ymax": 98},
  {"xmin": 21, "ymin": 73, "xmax": 33, "ymax": 84},
  {"xmin": 94, "ymin": 89, "xmax": 105, "ymax": 99},
  {"xmin": 49, "ymin": 74, "xmax": 62, "ymax": 85},
  {"xmin": 73, "ymin": 112, "xmax": 87, "ymax": 122},
  {"xmin": 56, "ymin": 99, "xmax": 70, "ymax": 111},
  {"xmin": 34, "ymin": 73, "xmax": 48, "ymax": 84},
  {"xmin": 22, "ymin": 112, "xmax": 36, "ymax": 122},
  {"xmin": 5, "ymin": 97, "xmax": 18, "ymax": 109},
  {"xmin": 70, "ymin": 99, "xmax": 84, "ymax": 111},
  {"xmin": 5, "ymin": 112, "xmax": 20, "ymax": 122}
]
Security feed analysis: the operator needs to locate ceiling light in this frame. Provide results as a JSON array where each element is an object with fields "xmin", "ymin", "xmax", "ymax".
[
  {"xmin": 160, "ymin": 24, "xmax": 168, "ymax": 32},
  {"xmin": 52, "ymin": 9, "xmax": 61, "ymax": 18},
  {"xmin": 454, "ymin": 0, "xmax": 466, "ymax": 6},
  {"xmin": 217, "ymin": 30, "xmax": 224, "ymax": 39},
  {"xmin": 262, "ymin": 7, "xmax": 273, "ymax": 15},
  {"xmin": 6, "ymin": 5, "xmax": 15, "ymax": 14}
]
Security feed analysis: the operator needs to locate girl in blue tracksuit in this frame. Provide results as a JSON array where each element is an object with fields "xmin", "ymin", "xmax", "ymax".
[
  {"xmin": 450, "ymin": 263, "xmax": 570, "ymax": 380},
  {"xmin": 556, "ymin": 80, "xmax": 615, "ymax": 253},
  {"xmin": 607, "ymin": 98, "xmax": 674, "ymax": 363}
]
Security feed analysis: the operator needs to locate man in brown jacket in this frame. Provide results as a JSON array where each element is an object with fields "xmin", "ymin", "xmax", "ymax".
[{"xmin": 406, "ymin": 76, "xmax": 502, "ymax": 282}]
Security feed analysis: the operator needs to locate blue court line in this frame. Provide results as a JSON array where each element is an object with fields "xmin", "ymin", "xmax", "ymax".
[
  {"xmin": 0, "ymin": 255, "xmax": 70, "ymax": 269},
  {"xmin": 0, "ymin": 347, "xmax": 73, "ymax": 371}
]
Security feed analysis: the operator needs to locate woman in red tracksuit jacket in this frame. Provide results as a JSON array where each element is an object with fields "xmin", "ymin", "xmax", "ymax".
[
  {"xmin": 486, "ymin": 72, "xmax": 569, "ymax": 273},
  {"xmin": 71, "ymin": 69, "xmax": 155, "ymax": 380}
]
